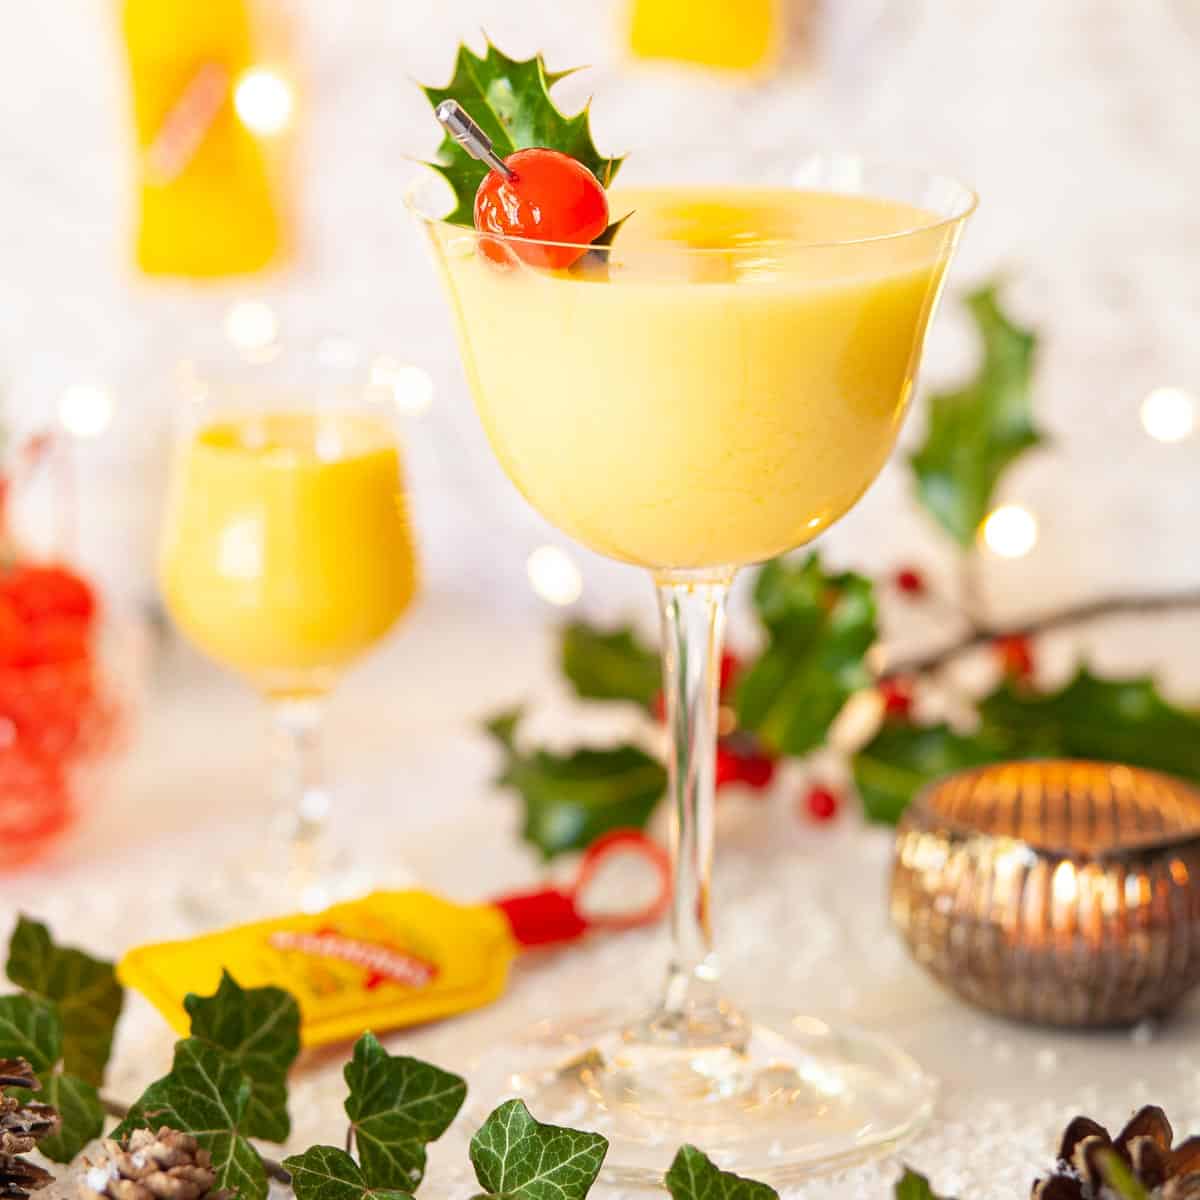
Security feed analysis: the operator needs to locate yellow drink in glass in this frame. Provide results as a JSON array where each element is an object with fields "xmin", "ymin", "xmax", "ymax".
[
  {"xmin": 415, "ymin": 160, "xmax": 975, "ymax": 1181},
  {"xmin": 431, "ymin": 186, "xmax": 955, "ymax": 570},
  {"xmin": 161, "ymin": 411, "xmax": 416, "ymax": 694}
]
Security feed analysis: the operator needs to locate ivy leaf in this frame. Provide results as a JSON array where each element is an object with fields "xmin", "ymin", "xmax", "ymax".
[
  {"xmin": 469, "ymin": 1098, "xmax": 607, "ymax": 1200},
  {"xmin": 664, "ymin": 1145, "xmax": 777, "ymax": 1200},
  {"xmin": 6, "ymin": 915, "xmax": 123, "ymax": 1085},
  {"xmin": 422, "ymin": 41, "xmax": 623, "ymax": 227},
  {"xmin": 343, "ymin": 1032, "xmax": 466, "ymax": 1191},
  {"xmin": 561, "ymin": 621, "xmax": 660, "ymax": 708},
  {"xmin": 0, "ymin": 994, "xmax": 61, "ymax": 1073},
  {"xmin": 285, "ymin": 1146, "xmax": 415, "ymax": 1200},
  {"xmin": 735, "ymin": 554, "xmax": 877, "ymax": 757},
  {"xmin": 979, "ymin": 668, "xmax": 1200, "ymax": 780},
  {"xmin": 894, "ymin": 1168, "xmax": 956, "ymax": 1200},
  {"xmin": 487, "ymin": 714, "xmax": 666, "ymax": 860},
  {"xmin": 910, "ymin": 284, "xmax": 1044, "ymax": 546},
  {"xmin": 184, "ymin": 970, "xmax": 301, "ymax": 1143},
  {"xmin": 114, "ymin": 1038, "xmax": 266, "ymax": 1200},
  {"xmin": 35, "ymin": 1073, "xmax": 104, "ymax": 1162},
  {"xmin": 853, "ymin": 721, "xmax": 1006, "ymax": 825}
]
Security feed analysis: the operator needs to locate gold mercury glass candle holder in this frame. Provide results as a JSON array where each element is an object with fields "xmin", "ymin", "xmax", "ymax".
[{"xmin": 890, "ymin": 760, "xmax": 1200, "ymax": 1027}]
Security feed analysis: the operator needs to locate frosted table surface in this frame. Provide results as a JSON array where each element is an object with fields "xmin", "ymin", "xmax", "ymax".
[{"xmin": 1, "ymin": 596, "xmax": 1192, "ymax": 1200}]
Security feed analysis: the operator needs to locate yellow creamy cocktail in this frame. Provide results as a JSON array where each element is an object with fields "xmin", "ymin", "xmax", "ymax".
[
  {"xmin": 415, "ymin": 144, "xmax": 974, "ymax": 1182},
  {"xmin": 161, "ymin": 411, "xmax": 416, "ymax": 693},
  {"xmin": 429, "ymin": 186, "xmax": 958, "ymax": 569}
]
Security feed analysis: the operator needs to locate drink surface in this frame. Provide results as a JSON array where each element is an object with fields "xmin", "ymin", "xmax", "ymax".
[
  {"xmin": 433, "ymin": 185, "xmax": 960, "ymax": 570},
  {"xmin": 160, "ymin": 412, "xmax": 416, "ymax": 692}
]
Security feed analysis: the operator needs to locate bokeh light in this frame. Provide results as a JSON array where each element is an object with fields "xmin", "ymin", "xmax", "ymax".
[
  {"xmin": 981, "ymin": 504, "xmax": 1039, "ymax": 558},
  {"xmin": 233, "ymin": 67, "xmax": 294, "ymax": 136},
  {"xmin": 527, "ymin": 545, "xmax": 583, "ymax": 606},
  {"xmin": 59, "ymin": 384, "xmax": 113, "ymax": 438},
  {"xmin": 371, "ymin": 358, "xmax": 434, "ymax": 415},
  {"xmin": 1140, "ymin": 386, "xmax": 1196, "ymax": 443},
  {"xmin": 224, "ymin": 300, "xmax": 279, "ymax": 351}
]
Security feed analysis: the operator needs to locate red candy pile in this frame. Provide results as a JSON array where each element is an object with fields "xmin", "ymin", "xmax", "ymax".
[{"xmin": 0, "ymin": 562, "xmax": 116, "ymax": 869}]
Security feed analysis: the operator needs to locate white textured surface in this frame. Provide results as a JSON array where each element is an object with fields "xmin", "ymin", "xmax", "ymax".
[{"xmin": 4, "ymin": 2, "xmax": 1200, "ymax": 1196}]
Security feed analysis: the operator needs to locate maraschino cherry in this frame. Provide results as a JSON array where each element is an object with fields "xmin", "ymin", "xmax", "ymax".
[{"xmin": 436, "ymin": 100, "xmax": 608, "ymax": 270}]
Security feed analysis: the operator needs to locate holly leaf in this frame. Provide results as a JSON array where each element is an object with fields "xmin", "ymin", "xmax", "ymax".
[
  {"xmin": 0, "ymin": 994, "xmax": 61, "ymax": 1073},
  {"xmin": 184, "ymin": 970, "xmax": 300, "ymax": 1143},
  {"xmin": 6, "ymin": 915, "xmax": 123, "ymax": 1085},
  {"xmin": 853, "ymin": 667, "xmax": 1200, "ymax": 824},
  {"xmin": 561, "ymin": 621, "xmax": 660, "ymax": 708},
  {"xmin": 910, "ymin": 284, "xmax": 1044, "ymax": 546},
  {"xmin": 285, "ymin": 1146, "xmax": 415, "ymax": 1200},
  {"xmin": 35, "ymin": 1073, "xmax": 104, "ymax": 1162},
  {"xmin": 895, "ymin": 1168, "xmax": 956, "ymax": 1200},
  {"xmin": 114, "ymin": 1038, "xmax": 266, "ymax": 1200},
  {"xmin": 469, "ymin": 1098, "xmax": 607, "ymax": 1200},
  {"xmin": 664, "ymin": 1145, "xmax": 777, "ymax": 1200},
  {"xmin": 487, "ymin": 714, "xmax": 666, "ymax": 860},
  {"xmin": 853, "ymin": 721, "xmax": 1006, "ymax": 825},
  {"xmin": 979, "ymin": 668, "xmax": 1200, "ymax": 781},
  {"xmin": 422, "ymin": 41, "xmax": 623, "ymax": 228},
  {"xmin": 343, "ymin": 1032, "xmax": 466, "ymax": 1191},
  {"xmin": 735, "ymin": 554, "xmax": 877, "ymax": 757}
]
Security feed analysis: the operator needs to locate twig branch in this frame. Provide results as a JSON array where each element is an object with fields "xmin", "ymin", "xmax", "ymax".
[
  {"xmin": 886, "ymin": 587, "xmax": 1200, "ymax": 677},
  {"xmin": 100, "ymin": 1095, "xmax": 292, "ymax": 1185}
]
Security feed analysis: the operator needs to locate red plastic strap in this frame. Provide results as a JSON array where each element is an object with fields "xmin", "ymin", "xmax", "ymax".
[{"xmin": 493, "ymin": 828, "xmax": 672, "ymax": 949}]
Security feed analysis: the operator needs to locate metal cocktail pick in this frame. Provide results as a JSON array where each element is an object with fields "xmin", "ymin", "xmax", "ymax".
[{"xmin": 434, "ymin": 99, "xmax": 517, "ymax": 182}]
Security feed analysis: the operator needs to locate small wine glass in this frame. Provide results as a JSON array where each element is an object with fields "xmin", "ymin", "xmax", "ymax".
[{"xmin": 159, "ymin": 340, "xmax": 418, "ymax": 923}]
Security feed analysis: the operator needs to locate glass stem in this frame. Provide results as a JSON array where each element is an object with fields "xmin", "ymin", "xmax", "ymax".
[
  {"xmin": 651, "ymin": 571, "xmax": 745, "ymax": 1048},
  {"xmin": 269, "ymin": 696, "xmax": 330, "ymax": 856}
]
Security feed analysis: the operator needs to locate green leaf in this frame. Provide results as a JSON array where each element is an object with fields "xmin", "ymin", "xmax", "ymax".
[
  {"xmin": 114, "ymin": 1038, "xmax": 266, "ymax": 1200},
  {"xmin": 343, "ymin": 1032, "xmax": 467, "ymax": 1191},
  {"xmin": 894, "ymin": 1167, "xmax": 956, "ymax": 1200},
  {"xmin": 979, "ymin": 668, "xmax": 1200, "ymax": 780},
  {"xmin": 561, "ymin": 621, "xmax": 660, "ymax": 708},
  {"xmin": 910, "ymin": 284, "xmax": 1044, "ymax": 545},
  {"xmin": 853, "ymin": 721, "xmax": 1006, "ymax": 825},
  {"xmin": 422, "ymin": 41, "xmax": 623, "ymax": 226},
  {"xmin": 285, "ymin": 1145, "xmax": 415, "ymax": 1200},
  {"xmin": 6, "ymin": 915, "xmax": 123, "ymax": 1085},
  {"xmin": 735, "ymin": 554, "xmax": 877, "ymax": 757},
  {"xmin": 1098, "ymin": 1152, "xmax": 1151, "ymax": 1200},
  {"xmin": 0, "ymin": 994, "xmax": 61, "ymax": 1073},
  {"xmin": 853, "ymin": 667, "xmax": 1200, "ymax": 824},
  {"xmin": 35, "ymin": 1073, "xmax": 104, "ymax": 1162},
  {"xmin": 664, "ymin": 1145, "xmax": 778, "ymax": 1200},
  {"xmin": 184, "ymin": 970, "xmax": 301, "ymax": 1143},
  {"xmin": 490, "ymin": 712, "xmax": 666, "ymax": 859},
  {"xmin": 469, "ymin": 1098, "xmax": 607, "ymax": 1200}
]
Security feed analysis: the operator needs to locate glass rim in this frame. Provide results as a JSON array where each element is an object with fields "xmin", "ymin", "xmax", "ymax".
[{"xmin": 404, "ymin": 155, "xmax": 978, "ymax": 256}]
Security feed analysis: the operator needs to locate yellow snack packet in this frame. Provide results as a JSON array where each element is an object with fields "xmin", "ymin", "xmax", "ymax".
[{"xmin": 119, "ymin": 891, "xmax": 518, "ymax": 1046}]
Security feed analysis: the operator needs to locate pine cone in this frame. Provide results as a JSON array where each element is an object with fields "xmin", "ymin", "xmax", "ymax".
[
  {"xmin": 79, "ymin": 1129, "xmax": 230, "ymax": 1200},
  {"xmin": 0, "ymin": 1157, "xmax": 53, "ymax": 1200},
  {"xmin": 1032, "ymin": 1106, "xmax": 1200, "ymax": 1199},
  {"xmin": 1, "ymin": 1093, "xmax": 61, "ymax": 1156}
]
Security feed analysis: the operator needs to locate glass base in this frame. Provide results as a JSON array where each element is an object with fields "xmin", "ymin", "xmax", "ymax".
[
  {"xmin": 179, "ymin": 832, "xmax": 401, "ymax": 927},
  {"xmin": 467, "ymin": 1008, "xmax": 935, "ymax": 1186}
]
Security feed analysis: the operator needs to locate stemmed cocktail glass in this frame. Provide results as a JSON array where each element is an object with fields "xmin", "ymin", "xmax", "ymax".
[{"xmin": 412, "ymin": 158, "xmax": 975, "ymax": 1182}]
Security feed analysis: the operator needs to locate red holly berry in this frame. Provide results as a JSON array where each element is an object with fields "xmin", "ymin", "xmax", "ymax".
[
  {"xmin": 803, "ymin": 784, "xmax": 840, "ymax": 822},
  {"xmin": 994, "ymin": 634, "xmax": 1035, "ymax": 681},
  {"xmin": 894, "ymin": 567, "xmax": 927, "ymax": 597},
  {"xmin": 475, "ymin": 148, "xmax": 609, "ymax": 271},
  {"xmin": 0, "ymin": 598, "xmax": 31, "ymax": 668},
  {"xmin": 0, "ymin": 564, "xmax": 97, "ymax": 626},
  {"xmin": 734, "ymin": 748, "xmax": 776, "ymax": 789},
  {"xmin": 715, "ymin": 744, "xmax": 742, "ymax": 790},
  {"xmin": 879, "ymin": 676, "xmax": 914, "ymax": 720},
  {"xmin": 719, "ymin": 651, "xmax": 740, "ymax": 698}
]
